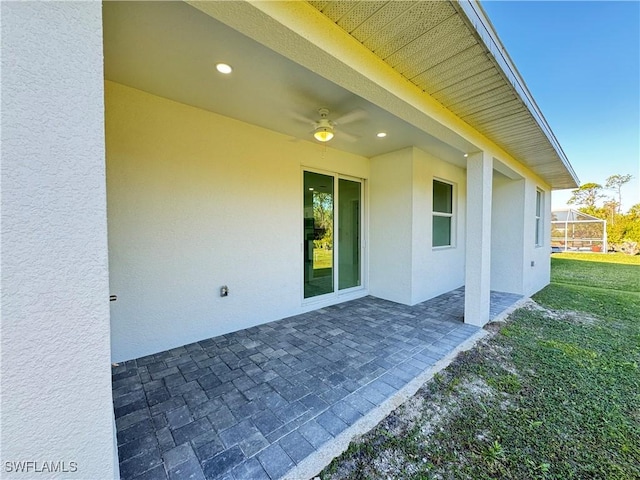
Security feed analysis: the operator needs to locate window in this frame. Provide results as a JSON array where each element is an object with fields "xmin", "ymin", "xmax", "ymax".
[
  {"xmin": 535, "ymin": 189, "xmax": 543, "ymax": 247},
  {"xmin": 433, "ymin": 179, "xmax": 454, "ymax": 247}
]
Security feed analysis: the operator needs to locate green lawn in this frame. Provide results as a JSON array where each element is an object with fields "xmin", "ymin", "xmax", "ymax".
[
  {"xmin": 321, "ymin": 255, "xmax": 640, "ymax": 479},
  {"xmin": 314, "ymin": 248, "xmax": 333, "ymax": 270},
  {"xmin": 552, "ymin": 252, "xmax": 640, "ymax": 265},
  {"xmin": 550, "ymin": 252, "xmax": 640, "ymax": 292}
]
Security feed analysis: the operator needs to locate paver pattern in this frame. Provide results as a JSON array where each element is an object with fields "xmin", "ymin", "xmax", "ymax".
[{"xmin": 113, "ymin": 289, "xmax": 522, "ymax": 480}]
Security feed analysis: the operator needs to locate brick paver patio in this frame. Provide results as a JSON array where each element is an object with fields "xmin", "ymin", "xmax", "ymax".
[{"xmin": 112, "ymin": 288, "xmax": 522, "ymax": 480}]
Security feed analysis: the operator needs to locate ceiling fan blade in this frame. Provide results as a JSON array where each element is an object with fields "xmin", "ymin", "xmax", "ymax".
[
  {"xmin": 333, "ymin": 108, "xmax": 367, "ymax": 125},
  {"xmin": 290, "ymin": 111, "xmax": 316, "ymax": 125},
  {"xmin": 338, "ymin": 130, "xmax": 360, "ymax": 143}
]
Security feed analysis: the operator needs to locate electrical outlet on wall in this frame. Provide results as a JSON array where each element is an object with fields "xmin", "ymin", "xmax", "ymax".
[{"xmin": 220, "ymin": 286, "xmax": 229, "ymax": 297}]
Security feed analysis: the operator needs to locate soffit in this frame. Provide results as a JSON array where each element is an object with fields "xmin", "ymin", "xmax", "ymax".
[{"xmin": 307, "ymin": 0, "xmax": 579, "ymax": 189}]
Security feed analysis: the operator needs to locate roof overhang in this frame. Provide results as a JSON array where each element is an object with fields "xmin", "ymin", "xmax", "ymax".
[{"xmin": 303, "ymin": 0, "xmax": 579, "ymax": 189}]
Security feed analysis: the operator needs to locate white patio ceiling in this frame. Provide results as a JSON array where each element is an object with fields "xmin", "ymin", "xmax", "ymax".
[
  {"xmin": 103, "ymin": 1, "xmax": 471, "ymax": 167},
  {"xmin": 103, "ymin": 1, "xmax": 578, "ymax": 189}
]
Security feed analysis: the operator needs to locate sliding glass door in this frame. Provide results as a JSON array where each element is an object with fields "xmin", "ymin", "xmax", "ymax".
[
  {"xmin": 338, "ymin": 179, "xmax": 361, "ymax": 290},
  {"xmin": 303, "ymin": 171, "xmax": 362, "ymax": 299}
]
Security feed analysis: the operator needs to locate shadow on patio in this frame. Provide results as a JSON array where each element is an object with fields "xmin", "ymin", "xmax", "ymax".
[{"xmin": 112, "ymin": 288, "xmax": 523, "ymax": 480}]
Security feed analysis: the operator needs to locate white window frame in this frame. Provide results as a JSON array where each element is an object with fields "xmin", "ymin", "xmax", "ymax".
[
  {"xmin": 535, "ymin": 189, "xmax": 543, "ymax": 247},
  {"xmin": 432, "ymin": 178, "xmax": 456, "ymax": 249}
]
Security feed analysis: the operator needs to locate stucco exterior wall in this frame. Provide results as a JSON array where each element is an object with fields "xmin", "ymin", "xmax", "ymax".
[
  {"xmin": 490, "ymin": 175, "xmax": 551, "ymax": 297},
  {"xmin": 1, "ymin": 2, "xmax": 116, "ymax": 478},
  {"xmin": 106, "ymin": 82, "xmax": 369, "ymax": 362},
  {"xmin": 369, "ymin": 148, "xmax": 414, "ymax": 304},
  {"xmin": 411, "ymin": 148, "xmax": 467, "ymax": 304},
  {"xmin": 369, "ymin": 147, "xmax": 466, "ymax": 306},
  {"xmin": 523, "ymin": 182, "xmax": 552, "ymax": 296},
  {"xmin": 491, "ymin": 176, "xmax": 526, "ymax": 294}
]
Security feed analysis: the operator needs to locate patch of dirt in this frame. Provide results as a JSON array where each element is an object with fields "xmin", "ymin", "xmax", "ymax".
[
  {"xmin": 323, "ymin": 446, "xmax": 419, "ymax": 480},
  {"xmin": 371, "ymin": 448, "xmax": 419, "ymax": 479},
  {"xmin": 417, "ymin": 397, "xmax": 460, "ymax": 438},
  {"xmin": 484, "ymin": 342, "xmax": 519, "ymax": 377},
  {"xmin": 379, "ymin": 395, "xmax": 426, "ymax": 437},
  {"xmin": 459, "ymin": 377, "xmax": 495, "ymax": 397},
  {"xmin": 524, "ymin": 299, "xmax": 599, "ymax": 325},
  {"xmin": 320, "ymin": 458, "xmax": 358, "ymax": 480},
  {"xmin": 483, "ymin": 321, "xmax": 505, "ymax": 333}
]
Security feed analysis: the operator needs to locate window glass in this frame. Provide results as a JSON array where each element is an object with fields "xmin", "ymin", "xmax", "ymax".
[
  {"xmin": 433, "ymin": 216, "xmax": 452, "ymax": 247},
  {"xmin": 338, "ymin": 179, "xmax": 361, "ymax": 290},
  {"xmin": 535, "ymin": 190, "xmax": 543, "ymax": 247},
  {"xmin": 433, "ymin": 180, "xmax": 454, "ymax": 247},
  {"xmin": 433, "ymin": 180, "xmax": 453, "ymax": 214}
]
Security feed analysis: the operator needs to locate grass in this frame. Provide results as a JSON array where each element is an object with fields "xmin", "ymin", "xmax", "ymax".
[
  {"xmin": 314, "ymin": 248, "xmax": 333, "ymax": 270},
  {"xmin": 320, "ymin": 255, "xmax": 640, "ymax": 479},
  {"xmin": 552, "ymin": 252, "xmax": 640, "ymax": 265},
  {"xmin": 550, "ymin": 252, "xmax": 640, "ymax": 293}
]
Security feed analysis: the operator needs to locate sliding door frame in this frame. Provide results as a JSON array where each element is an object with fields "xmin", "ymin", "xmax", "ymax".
[{"xmin": 301, "ymin": 167, "xmax": 366, "ymax": 306}]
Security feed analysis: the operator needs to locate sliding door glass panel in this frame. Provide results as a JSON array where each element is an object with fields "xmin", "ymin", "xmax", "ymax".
[
  {"xmin": 338, "ymin": 179, "xmax": 361, "ymax": 290},
  {"xmin": 304, "ymin": 172, "xmax": 334, "ymax": 298}
]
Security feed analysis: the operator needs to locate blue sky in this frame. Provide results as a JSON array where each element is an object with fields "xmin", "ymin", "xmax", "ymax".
[{"xmin": 481, "ymin": 1, "xmax": 640, "ymax": 212}]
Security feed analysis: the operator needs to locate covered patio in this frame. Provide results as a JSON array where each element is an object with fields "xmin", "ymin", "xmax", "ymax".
[{"xmin": 113, "ymin": 289, "xmax": 522, "ymax": 480}]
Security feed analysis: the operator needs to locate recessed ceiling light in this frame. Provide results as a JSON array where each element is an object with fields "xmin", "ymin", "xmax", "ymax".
[
  {"xmin": 308, "ymin": 187, "xmax": 314, "ymax": 191},
  {"xmin": 376, "ymin": 132, "xmax": 387, "ymax": 138},
  {"xmin": 216, "ymin": 63, "xmax": 233, "ymax": 74},
  {"xmin": 463, "ymin": 153, "xmax": 469, "ymax": 158}
]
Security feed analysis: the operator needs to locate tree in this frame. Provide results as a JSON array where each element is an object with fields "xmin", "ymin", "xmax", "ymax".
[
  {"xmin": 602, "ymin": 199, "xmax": 619, "ymax": 225},
  {"xmin": 628, "ymin": 203, "xmax": 640, "ymax": 219},
  {"xmin": 605, "ymin": 174, "xmax": 633, "ymax": 214},
  {"xmin": 564, "ymin": 176, "xmax": 639, "ymax": 255},
  {"xmin": 312, "ymin": 192, "xmax": 333, "ymax": 250},
  {"xmin": 567, "ymin": 182, "xmax": 603, "ymax": 208}
]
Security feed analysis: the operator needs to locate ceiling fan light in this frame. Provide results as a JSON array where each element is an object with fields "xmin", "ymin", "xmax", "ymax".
[{"xmin": 314, "ymin": 127, "xmax": 334, "ymax": 142}]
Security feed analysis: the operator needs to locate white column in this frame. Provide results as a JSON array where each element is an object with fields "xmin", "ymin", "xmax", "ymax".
[
  {"xmin": 1, "ymin": 2, "xmax": 117, "ymax": 478},
  {"xmin": 464, "ymin": 152, "xmax": 493, "ymax": 326}
]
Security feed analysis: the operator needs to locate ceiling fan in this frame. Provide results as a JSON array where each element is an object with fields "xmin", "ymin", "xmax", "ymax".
[{"xmin": 292, "ymin": 107, "xmax": 367, "ymax": 143}]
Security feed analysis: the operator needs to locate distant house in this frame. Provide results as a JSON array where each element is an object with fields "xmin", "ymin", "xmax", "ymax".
[{"xmin": 2, "ymin": 1, "xmax": 578, "ymax": 477}]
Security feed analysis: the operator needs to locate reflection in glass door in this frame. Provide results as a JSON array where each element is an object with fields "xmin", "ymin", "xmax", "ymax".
[
  {"xmin": 304, "ymin": 172, "xmax": 334, "ymax": 298},
  {"xmin": 303, "ymin": 171, "xmax": 362, "ymax": 299}
]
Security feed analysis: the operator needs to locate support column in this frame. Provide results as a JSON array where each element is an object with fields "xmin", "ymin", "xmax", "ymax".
[
  {"xmin": 1, "ymin": 2, "xmax": 117, "ymax": 478},
  {"xmin": 464, "ymin": 152, "xmax": 493, "ymax": 326}
]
